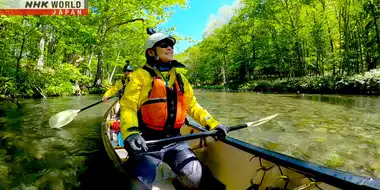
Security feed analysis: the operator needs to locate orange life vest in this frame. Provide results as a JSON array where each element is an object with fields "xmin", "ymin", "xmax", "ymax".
[{"xmin": 138, "ymin": 66, "xmax": 188, "ymax": 134}]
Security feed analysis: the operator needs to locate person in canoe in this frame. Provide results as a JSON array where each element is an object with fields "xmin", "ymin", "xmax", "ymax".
[
  {"xmin": 102, "ymin": 60, "xmax": 134, "ymax": 102},
  {"xmin": 119, "ymin": 30, "xmax": 229, "ymax": 189}
]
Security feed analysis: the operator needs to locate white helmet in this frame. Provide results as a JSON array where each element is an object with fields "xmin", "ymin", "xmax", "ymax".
[{"xmin": 144, "ymin": 33, "xmax": 176, "ymax": 51}]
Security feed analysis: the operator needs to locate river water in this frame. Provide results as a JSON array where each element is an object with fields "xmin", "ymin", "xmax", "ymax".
[{"xmin": 0, "ymin": 92, "xmax": 379, "ymax": 189}]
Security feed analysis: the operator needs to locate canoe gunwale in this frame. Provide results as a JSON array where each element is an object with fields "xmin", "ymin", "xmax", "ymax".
[
  {"xmin": 185, "ymin": 117, "xmax": 380, "ymax": 190},
  {"xmin": 101, "ymin": 100, "xmax": 129, "ymax": 175}
]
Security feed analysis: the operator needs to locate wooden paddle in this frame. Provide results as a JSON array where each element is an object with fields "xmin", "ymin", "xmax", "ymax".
[
  {"xmin": 49, "ymin": 96, "xmax": 116, "ymax": 128},
  {"xmin": 144, "ymin": 114, "xmax": 278, "ymax": 147}
]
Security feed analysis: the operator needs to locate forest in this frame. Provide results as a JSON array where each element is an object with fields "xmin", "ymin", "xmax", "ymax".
[
  {"xmin": 2, "ymin": 0, "xmax": 380, "ymax": 99},
  {"xmin": 0, "ymin": 0, "xmax": 186, "ymax": 99},
  {"xmin": 178, "ymin": 0, "xmax": 380, "ymax": 94}
]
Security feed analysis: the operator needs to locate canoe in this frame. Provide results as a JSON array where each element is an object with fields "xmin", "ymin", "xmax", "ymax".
[{"xmin": 102, "ymin": 101, "xmax": 380, "ymax": 190}]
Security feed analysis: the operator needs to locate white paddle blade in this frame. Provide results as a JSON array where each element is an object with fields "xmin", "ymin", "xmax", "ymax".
[
  {"xmin": 49, "ymin": 110, "xmax": 80, "ymax": 128},
  {"xmin": 246, "ymin": 114, "xmax": 278, "ymax": 128}
]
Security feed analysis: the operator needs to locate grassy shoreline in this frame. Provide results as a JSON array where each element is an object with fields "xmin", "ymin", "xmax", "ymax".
[
  {"xmin": 2, "ymin": 69, "xmax": 380, "ymax": 100},
  {"xmin": 194, "ymin": 69, "xmax": 380, "ymax": 95}
]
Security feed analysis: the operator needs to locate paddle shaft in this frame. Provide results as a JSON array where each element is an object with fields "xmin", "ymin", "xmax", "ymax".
[
  {"xmin": 145, "ymin": 124, "xmax": 248, "ymax": 146},
  {"xmin": 146, "ymin": 130, "xmax": 217, "ymax": 146},
  {"xmin": 142, "ymin": 114, "xmax": 279, "ymax": 147},
  {"xmin": 80, "ymin": 100, "xmax": 103, "ymax": 112},
  {"xmin": 229, "ymin": 124, "xmax": 248, "ymax": 131},
  {"xmin": 79, "ymin": 96, "xmax": 116, "ymax": 112}
]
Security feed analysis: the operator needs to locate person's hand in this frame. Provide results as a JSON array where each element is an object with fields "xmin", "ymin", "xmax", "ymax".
[
  {"xmin": 124, "ymin": 134, "xmax": 148, "ymax": 154},
  {"xmin": 214, "ymin": 124, "xmax": 229, "ymax": 139},
  {"xmin": 102, "ymin": 97, "xmax": 108, "ymax": 102}
]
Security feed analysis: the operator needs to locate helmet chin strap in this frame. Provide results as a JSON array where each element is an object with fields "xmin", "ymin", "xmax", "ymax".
[
  {"xmin": 147, "ymin": 48, "xmax": 173, "ymax": 71},
  {"xmin": 154, "ymin": 49, "xmax": 160, "ymax": 61}
]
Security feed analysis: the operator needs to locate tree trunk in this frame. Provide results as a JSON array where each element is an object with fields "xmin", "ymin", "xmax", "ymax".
[
  {"xmin": 321, "ymin": 0, "xmax": 335, "ymax": 75},
  {"xmin": 342, "ymin": 0, "xmax": 351, "ymax": 74},
  {"xmin": 296, "ymin": 40, "xmax": 304, "ymax": 76},
  {"xmin": 221, "ymin": 66, "xmax": 226, "ymax": 85},
  {"xmin": 92, "ymin": 16, "xmax": 143, "ymax": 87},
  {"xmin": 87, "ymin": 49, "xmax": 94, "ymax": 77},
  {"xmin": 36, "ymin": 25, "xmax": 46, "ymax": 70},
  {"xmin": 359, "ymin": 29, "xmax": 364, "ymax": 72},
  {"xmin": 221, "ymin": 48, "xmax": 228, "ymax": 84},
  {"xmin": 354, "ymin": 31, "xmax": 360, "ymax": 73},
  {"xmin": 108, "ymin": 49, "xmax": 121, "ymax": 83},
  {"xmin": 284, "ymin": 0, "xmax": 304, "ymax": 77},
  {"xmin": 316, "ymin": 53, "xmax": 320, "ymax": 76},
  {"xmin": 93, "ymin": 18, "xmax": 107, "ymax": 87},
  {"xmin": 16, "ymin": 36, "xmax": 26, "ymax": 77},
  {"xmin": 321, "ymin": 55, "xmax": 325, "ymax": 76},
  {"xmin": 250, "ymin": 22, "xmax": 256, "ymax": 79},
  {"xmin": 16, "ymin": 25, "xmax": 36, "ymax": 78},
  {"xmin": 272, "ymin": 28, "xmax": 282, "ymax": 77},
  {"xmin": 1, "ymin": 43, "xmax": 5, "ymax": 75},
  {"xmin": 329, "ymin": 27, "xmax": 335, "ymax": 75},
  {"xmin": 370, "ymin": 0, "xmax": 380, "ymax": 67},
  {"xmin": 336, "ymin": 5, "xmax": 343, "ymax": 75},
  {"xmin": 109, "ymin": 66, "xmax": 117, "ymax": 83},
  {"xmin": 94, "ymin": 48, "xmax": 104, "ymax": 87}
]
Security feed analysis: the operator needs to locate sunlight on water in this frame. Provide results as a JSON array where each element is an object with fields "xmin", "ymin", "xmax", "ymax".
[{"xmin": 194, "ymin": 91, "xmax": 380, "ymax": 179}]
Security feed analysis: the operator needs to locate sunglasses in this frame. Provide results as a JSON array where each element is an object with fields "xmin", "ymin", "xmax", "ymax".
[{"xmin": 157, "ymin": 42, "xmax": 174, "ymax": 49}]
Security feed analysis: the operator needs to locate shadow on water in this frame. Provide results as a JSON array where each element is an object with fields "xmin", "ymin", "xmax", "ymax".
[
  {"xmin": 290, "ymin": 94, "xmax": 380, "ymax": 111},
  {"xmin": 75, "ymin": 145, "xmax": 130, "ymax": 190},
  {"xmin": 0, "ymin": 96, "xmax": 131, "ymax": 189},
  {"xmin": 291, "ymin": 94, "xmax": 356, "ymax": 107}
]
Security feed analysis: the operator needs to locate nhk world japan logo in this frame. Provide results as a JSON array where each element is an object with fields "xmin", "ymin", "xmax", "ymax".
[{"xmin": 0, "ymin": 0, "xmax": 88, "ymax": 16}]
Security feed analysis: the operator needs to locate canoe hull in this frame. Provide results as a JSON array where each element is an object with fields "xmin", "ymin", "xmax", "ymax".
[{"xmin": 182, "ymin": 126, "xmax": 337, "ymax": 190}]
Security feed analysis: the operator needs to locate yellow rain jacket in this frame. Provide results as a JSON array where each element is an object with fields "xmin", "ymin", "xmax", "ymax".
[
  {"xmin": 102, "ymin": 77, "xmax": 129, "ymax": 99},
  {"xmin": 119, "ymin": 64, "xmax": 220, "ymax": 141}
]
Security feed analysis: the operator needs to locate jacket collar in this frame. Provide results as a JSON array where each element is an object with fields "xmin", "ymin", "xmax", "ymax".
[{"xmin": 146, "ymin": 60, "xmax": 186, "ymax": 71}]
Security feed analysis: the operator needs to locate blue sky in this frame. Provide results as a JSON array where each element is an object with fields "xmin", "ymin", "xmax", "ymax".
[{"xmin": 159, "ymin": 0, "xmax": 239, "ymax": 54}]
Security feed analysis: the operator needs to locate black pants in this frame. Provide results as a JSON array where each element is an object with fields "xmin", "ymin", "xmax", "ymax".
[{"xmin": 125, "ymin": 141, "xmax": 225, "ymax": 190}]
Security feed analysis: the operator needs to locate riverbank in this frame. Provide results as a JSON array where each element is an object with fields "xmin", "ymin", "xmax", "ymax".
[
  {"xmin": 0, "ymin": 77, "xmax": 106, "ymax": 101},
  {"xmin": 195, "ymin": 69, "xmax": 380, "ymax": 95},
  {"xmin": 2, "ymin": 69, "xmax": 380, "ymax": 100}
]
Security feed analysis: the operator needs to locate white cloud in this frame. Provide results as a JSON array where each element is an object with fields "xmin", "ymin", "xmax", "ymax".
[{"xmin": 203, "ymin": 0, "xmax": 242, "ymax": 37}]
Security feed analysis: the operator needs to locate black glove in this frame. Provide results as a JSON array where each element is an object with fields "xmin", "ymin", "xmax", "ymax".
[
  {"xmin": 124, "ymin": 134, "xmax": 148, "ymax": 154},
  {"xmin": 214, "ymin": 124, "xmax": 229, "ymax": 139}
]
